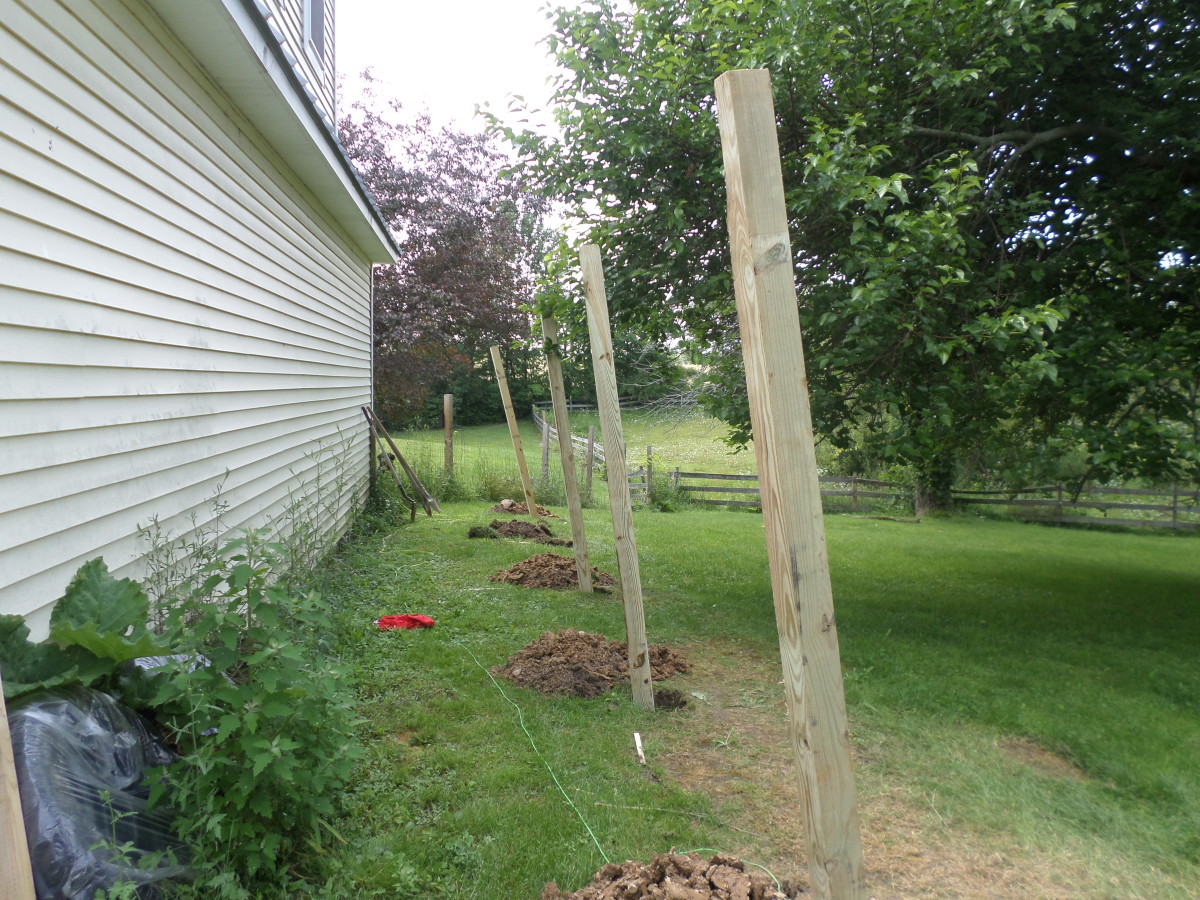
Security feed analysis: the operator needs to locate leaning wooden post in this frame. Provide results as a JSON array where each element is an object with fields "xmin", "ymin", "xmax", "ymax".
[
  {"xmin": 0, "ymin": 674, "xmax": 37, "ymax": 900},
  {"xmin": 489, "ymin": 345, "xmax": 540, "ymax": 517},
  {"xmin": 542, "ymin": 315, "xmax": 593, "ymax": 593},
  {"xmin": 580, "ymin": 245, "xmax": 654, "ymax": 710},
  {"xmin": 715, "ymin": 69, "xmax": 865, "ymax": 899},
  {"xmin": 443, "ymin": 394, "xmax": 454, "ymax": 477}
]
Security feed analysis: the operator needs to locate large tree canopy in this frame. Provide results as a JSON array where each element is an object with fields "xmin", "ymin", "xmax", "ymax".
[
  {"xmin": 495, "ymin": 0, "xmax": 1199, "ymax": 510},
  {"xmin": 341, "ymin": 91, "xmax": 548, "ymax": 425}
]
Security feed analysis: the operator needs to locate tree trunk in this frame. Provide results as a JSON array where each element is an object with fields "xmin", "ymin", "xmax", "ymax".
[{"xmin": 913, "ymin": 456, "xmax": 955, "ymax": 516}]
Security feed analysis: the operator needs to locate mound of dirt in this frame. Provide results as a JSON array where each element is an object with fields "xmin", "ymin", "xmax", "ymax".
[
  {"xmin": 492, "ymin": 629, "xmax": 691, "ymax": 699},
  {"xmin": 489, "ymin": 553, "xmax": 615, "ymax": 591},
  {"xmin": 490, "ymin": 499, "xmax": 561, "ymax": 518},
  {"xmin": 542, "ymin": 851, "xmax": 803, "ymax": 900},
  {"xmin": 467, "ymin": 520, "xmax": 572, "ymax": 546}
]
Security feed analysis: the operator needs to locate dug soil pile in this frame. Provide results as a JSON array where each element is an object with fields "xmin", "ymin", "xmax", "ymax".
[
  {"xmin": 490, "ymin": 499, "xmax": 561, "ymax": 518},
  {"xmin": 493, "ymin": 629, "xmax": 691, "ymax": 699},
  {"xmin": 542, "ymin": 851, "xmax": 803, "ymax": 900},
  {"xmin": 469, "ymin": 520, "xmax": 572, "ymax": 546},
  {"xmin": 489, "ymin": 553, "xmax": 615, "ymax": 591}
]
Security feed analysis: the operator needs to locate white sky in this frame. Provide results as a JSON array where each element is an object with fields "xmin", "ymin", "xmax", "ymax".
[{"xmin": 336, "ymin": 0, "xmax": 563, "ymax": 131}]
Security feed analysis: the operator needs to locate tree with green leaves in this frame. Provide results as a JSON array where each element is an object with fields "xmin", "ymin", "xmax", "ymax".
[{"xmin": 495, "ymin": 0, "xmax": 1198, "ymax": 511}]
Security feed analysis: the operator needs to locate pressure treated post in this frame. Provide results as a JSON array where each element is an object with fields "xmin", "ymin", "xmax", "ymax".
[
  {"xmin": 443, "ymin": 394, "xmax": 454, "ymax": 477},
  {"xmin": 542, "ymin": 315, "xmax": 593, "ymax": 593},
  {"xmin": 715, "ymin": 69, "xmax": 865, "ymax": 899},
  {"xmin": 580, "ymin": 245, "xmax": 655, "ymax": 710},
  {"xmin": 489, "ymin": 345, "xmax": 540, "ymax": 517},
  {"xmin": 0, "ymin": 674, "xmax": 36, "ymax": 900}
]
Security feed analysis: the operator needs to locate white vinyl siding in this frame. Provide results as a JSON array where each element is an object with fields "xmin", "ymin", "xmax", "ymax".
[
  {"xmin": 264, "ymin": 0, "xmax": 336, "ymax": 125},
  {"xmin": 0, "ymin": 0, "xmax": 373, "ymax": 637}
]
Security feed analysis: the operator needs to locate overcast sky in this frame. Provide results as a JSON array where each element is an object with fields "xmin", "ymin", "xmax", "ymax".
[{"xmin": 336, "ymin": 0, "xmax": 563, "ymax": 130}]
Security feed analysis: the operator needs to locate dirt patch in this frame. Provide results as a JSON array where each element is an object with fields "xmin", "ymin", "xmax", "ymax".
[
  {"xmin": 998, "ymin": 737, "xmax": 1086, "ymax": 781},
  {"xmin": 468, "ymin": 520, "xmax": 572, "ymax": 546},
  {"xmin": 489, "ymin": 553, "xmax": 615, "ymax": 592},
  {"xmin": 542, "ymin": 851, "xmax": 802, "ymax": 900},
  {"xmin": 655, "ymin": 641, "xmax": 1121, "ymax": 900},
  {"xmin": 492, "ymin": 629, "xmax": 691, "ymax": 699},
  {"xmin": 490, "ymin": 499, "xmax": 561, "ymax": 518}
]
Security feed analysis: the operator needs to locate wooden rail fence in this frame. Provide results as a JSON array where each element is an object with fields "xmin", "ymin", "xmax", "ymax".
[
  {"xmin": 648, "ymin": 470, "xmax": 1200, "ymax": 530},
  {"xmin": 526, "ymin": 404, "xmax": 1199, "ymax": 530}
]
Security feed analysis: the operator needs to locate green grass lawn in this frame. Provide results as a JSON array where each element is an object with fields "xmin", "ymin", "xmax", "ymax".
[{"xmin": 320, "ymin": 493, "xmax": 1200, "ymax": 899}]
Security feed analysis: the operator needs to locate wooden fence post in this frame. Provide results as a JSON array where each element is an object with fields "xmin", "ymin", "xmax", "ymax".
[
  {"xmin": 0, "ymin": 674, "xmax": 37, "ymax": 900},
  {"xmin": 715, "ymin": 68, "xmax": 865, "ymax": 899},
  {"xmin": 580, "ymin": 244, "xmax": 655, "ymax": 710},
  {"xmin": 489, "ymin": 345, "xmax": 541, "ymax": 518},
  {"xmin": 542, "ymin": 315, "xmax": 593, "ymax": 593},
  {"xmin": 443, "ymin": 394, "xmax": 454, "ymax": 478}
]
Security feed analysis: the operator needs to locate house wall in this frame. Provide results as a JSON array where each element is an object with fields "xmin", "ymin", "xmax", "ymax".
[
  {"xmin": 0, "ymin": 0, "xmax": 374, "ymax": 638},
  {"xmin": 262, "ymin": 0, "xmax": 337, "ymax": 127}
]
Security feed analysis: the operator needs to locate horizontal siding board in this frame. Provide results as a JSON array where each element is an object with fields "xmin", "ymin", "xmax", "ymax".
[
  {"xmin": 0, "ymin": 0, "xmax": 376, "ymax": 635},
  {"xmin": 0, "ymin": 394, "xmax": 368, "ymax": 486},
  {"xmin": 3, "ymin": 418, "xmax": 368, "ymax": 594},
  {"xmin": 3, "ymin": 1, "xmax": 366, "ymax": 297},
  {"xmin": 0, "ymin": 241, "xmax": 366, "ymax": 359},
  {"xmin": 1, "ymin": 169, "xmax": 365, "ymax": 347}
]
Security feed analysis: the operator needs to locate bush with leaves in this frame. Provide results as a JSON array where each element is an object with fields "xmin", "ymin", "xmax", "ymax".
[{"xmin": 0, "ymin": 536, "xmax": 361, "ymax": 898}]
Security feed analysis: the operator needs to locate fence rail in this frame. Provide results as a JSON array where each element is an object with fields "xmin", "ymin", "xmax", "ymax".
[
  {"xmin": 657, "ymin": 469, "xmax": 1200, "ymax": 530},
  {"xmin": 524, "ymin": 404, "xmax": 1200, "ymax": 530},
  {"xmin": 531, "ymin": 404, "xmax": 605, "ymax": 468}
]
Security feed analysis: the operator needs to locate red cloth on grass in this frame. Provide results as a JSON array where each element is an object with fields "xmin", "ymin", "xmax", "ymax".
[{"xmin": 377, "ymin": 614, "xmax": 435, "ymax": 630}]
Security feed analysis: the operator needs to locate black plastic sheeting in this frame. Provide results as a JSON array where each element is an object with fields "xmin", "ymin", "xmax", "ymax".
[{"xmin": 9, "ymin": 687, "xmax": 189, "ymax": 899}]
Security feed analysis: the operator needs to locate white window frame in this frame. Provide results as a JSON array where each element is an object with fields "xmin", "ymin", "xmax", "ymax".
[{"xmin": 304, "ymin": 0, "xmax": 326, "ymax": 65}]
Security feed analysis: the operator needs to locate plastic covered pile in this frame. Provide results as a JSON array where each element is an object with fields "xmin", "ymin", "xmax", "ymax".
[{"xmin": 9, "ymin": 687, "xmax": 189, "ymax": 899}]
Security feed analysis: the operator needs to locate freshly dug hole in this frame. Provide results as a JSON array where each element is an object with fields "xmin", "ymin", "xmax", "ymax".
[
  {"xmin": 542, "ymin": 851, "xmax": 803, "ymax": 899},
  {"xmin": 492, "ymin": 629, "xmax": 691, "ymax": 699}
]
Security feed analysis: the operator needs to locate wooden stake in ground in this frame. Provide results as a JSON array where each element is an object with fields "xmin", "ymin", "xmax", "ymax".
[
  {"xmin": 443, "ymin": 394, "xmax": 454, "ymax": 478},
  {"xmin": 579, "ymin": 245, "xmax": 654, "ymax": 710},
  {"xmin": 715, "ymin": 69, "xmax": 865, "ymax": 899},
  {"xmin": 489, "ymin": 345, "xmax": 541, "ymax": 518},
  {"xmin": 0, "ymin": 674, "xmax": 37, "ymax": 900},
  {"xmin": 362, "ymin": 408, "xmax": 418, "ymax": 520},
  {"xmin": 542, "ymin": 315, "xmax": 593, "ymax": 593},
  {"xmin": 361, "ymin": 407, "xmax": 439, "ymax": 515}
]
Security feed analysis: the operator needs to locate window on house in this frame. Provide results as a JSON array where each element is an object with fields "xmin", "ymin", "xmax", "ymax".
[{"xmin": 305, "ymin": 0, "xmax": 326, "ymax": 62}]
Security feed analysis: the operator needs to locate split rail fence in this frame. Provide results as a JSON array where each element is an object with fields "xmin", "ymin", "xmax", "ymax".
[{"xmin": 529, "ymin": 403, "xmax": 1199, "ymax": 530}]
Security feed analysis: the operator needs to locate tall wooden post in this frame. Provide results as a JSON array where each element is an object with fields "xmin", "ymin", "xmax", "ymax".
[
  {"xmin": 579, "ymin": 244, "xmax": 654, "ymax": 710},
  {"xmin": 715, "ymin": 69, "xmax": 865, "ymax": 899},
  {"xmin": 0, "ymin": 675, "xmax": 37, "ymax": 900},
  {"xmin": 489, "ymin": 345, "xmax": 540, "ymax": 517},
  {"xmin": 443, "ymin": 393, "xmax": 454, "ymax": 477},
  {"xmin": 542, "ymin": 315, "xmax": 593, "ymax": 592}
]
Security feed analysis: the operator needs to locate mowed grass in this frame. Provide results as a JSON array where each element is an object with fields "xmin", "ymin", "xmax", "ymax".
[
  {"xmin": 321, "ymin": 493, "xmax": 1200, "ymax": 898},
  {"xmin": 389, "ymin": 409, "xmax": 758, "ymax": 502}
]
